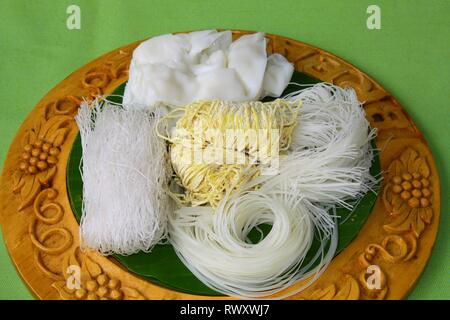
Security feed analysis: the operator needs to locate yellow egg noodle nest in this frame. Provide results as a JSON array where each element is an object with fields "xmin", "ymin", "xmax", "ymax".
[{"xmin": 163, "ymin": 99, "xmax": 302, "ymax": 208}]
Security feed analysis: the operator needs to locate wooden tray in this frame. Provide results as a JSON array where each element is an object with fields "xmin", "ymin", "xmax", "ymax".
[{"xmin": 0, "ymin": 31, "xmax": 440, "ymax": 300}]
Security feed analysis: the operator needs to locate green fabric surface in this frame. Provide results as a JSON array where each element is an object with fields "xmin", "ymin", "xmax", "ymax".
[{"xmin": 0, "ymin": 0, "xmax": 448, "ymax": 300}]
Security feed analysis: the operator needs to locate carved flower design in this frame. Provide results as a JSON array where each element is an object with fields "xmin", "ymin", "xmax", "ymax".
[
  {"xmin": 53, "ymin": 248, "xmax": 146, "ymax": 300},
  {"xmin": 82, "ymin": 49, "xmax": 130, "ymax": 97},
  {"xmin": 382, "ymin": 148, "xmax": 433, "ymax": 237},
  {"xmin": 306, "ymin": 275, "xmax": 360, "ymax": 300},
  {"xmin": 18, "ymin": 141, "xmax": 60, "ymax": 176},
  {"xmin": 12, "ymin": 114, "xmax": 73, "ymax": 210}
]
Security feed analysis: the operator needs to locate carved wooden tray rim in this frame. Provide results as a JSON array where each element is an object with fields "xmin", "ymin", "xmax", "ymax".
[{"xmin": 0, "ymin": 30, "xmax": 440, "ymax": 300}]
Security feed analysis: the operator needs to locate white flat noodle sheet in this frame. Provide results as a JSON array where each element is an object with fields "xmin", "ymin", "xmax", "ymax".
[
  {"xmin": 227, "ymin": 32, "xmax": 268, "ymax": 99},
  {"xmin": 262, "ymin": 54, "xmax": 295, "ymax": 98},
  {"xmin": 123, "ymin": 30, "xmax": 294, "ymax": 109}
]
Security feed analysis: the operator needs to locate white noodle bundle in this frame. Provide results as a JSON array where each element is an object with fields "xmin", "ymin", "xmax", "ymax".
[
  {"xmin": 168, "ymin": 83, "xmax": 377, "ymax": 299},
  {"xmin": 170, "ymin": 192, "xmax": 337, "ymax": 299},
  {"xmin": 76, "ymin": 100, "xmax": 171, "ymax": 255}
]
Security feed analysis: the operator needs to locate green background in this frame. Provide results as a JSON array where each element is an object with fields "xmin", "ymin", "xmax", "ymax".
[{"xmin": 0, "ymin": 0, "xmax": 448, "ymax": 300}]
